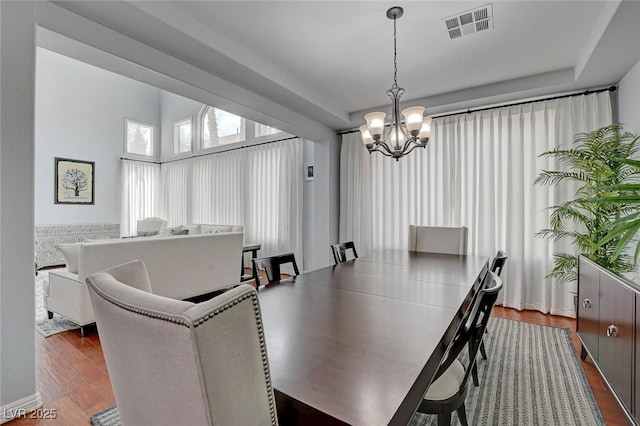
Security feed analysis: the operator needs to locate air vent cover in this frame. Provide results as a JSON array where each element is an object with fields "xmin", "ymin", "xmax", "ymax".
[{"xmin": 443, "ymin": 3, "xmax": 493, "ymax": 40}]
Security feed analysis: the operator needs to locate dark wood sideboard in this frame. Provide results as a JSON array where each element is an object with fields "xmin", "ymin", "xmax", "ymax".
[{"xmin": 578, "ymin": 255, "xmax": 639, "ymax": 424}]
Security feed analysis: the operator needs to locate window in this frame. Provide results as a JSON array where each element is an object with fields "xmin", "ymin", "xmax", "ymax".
[
  {"xmin": 202, "ymin": 106, "xmax": 245, "ymax": 149},
  {"xmin": 125, "ymin": 119, "xmax": 155, "ymax": 157},
  {"xmin": 173, "ymin": 118, "xmax": 192, "ymax": 154},
  {"xmin": 255, "ymin": 122, "xmax": 283, "ymax": 138}
]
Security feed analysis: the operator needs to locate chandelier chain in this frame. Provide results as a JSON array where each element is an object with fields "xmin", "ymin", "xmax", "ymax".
[{"xmin": 393, "ymin": 14, "xmax": 398, "ymax": 87}]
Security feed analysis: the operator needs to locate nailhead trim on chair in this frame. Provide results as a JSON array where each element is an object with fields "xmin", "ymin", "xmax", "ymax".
[
  {"xmin": 91, "ymin": 285, "xmax": 192, "ymax": 327},
  {"xmin": 193, "ymin": 291, "xmax": 278, "ymax": 425}
]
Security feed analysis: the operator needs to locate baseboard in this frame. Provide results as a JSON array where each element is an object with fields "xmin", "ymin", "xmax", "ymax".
[{"xmin": 0, "ymin": 392, "xmax": 43, "ymax": 424}]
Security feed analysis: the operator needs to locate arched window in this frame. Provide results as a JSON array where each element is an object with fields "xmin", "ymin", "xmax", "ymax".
[{"xmin": 201, "ymin": 106, "xmax": 245, "ymax": 149}]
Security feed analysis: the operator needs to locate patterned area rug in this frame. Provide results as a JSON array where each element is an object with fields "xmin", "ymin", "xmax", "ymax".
[
  {"xmin": 35, "ymin": 270, "xmax": 80, "ymax": 337},
  {"xmin": 90, "ymin": 318, "xmax": 604, "ymax": 426},
  {"xmin": 90, "ymin": 406, "xmax": 120, "ymax": 426},
  {"xmin": 410, "ymin": 317, "xmax": 605, "ymax": 425}
]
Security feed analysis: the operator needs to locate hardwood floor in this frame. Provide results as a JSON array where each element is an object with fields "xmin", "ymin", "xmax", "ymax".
[{"xmin": 8, "ymin": 305, "xmax": 631, "ymax": 425}]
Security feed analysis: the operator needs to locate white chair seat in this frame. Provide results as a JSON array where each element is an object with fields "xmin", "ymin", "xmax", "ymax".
[{"xmin": 424, "ymin": 359, "xmax": 465, "ymax": 400}]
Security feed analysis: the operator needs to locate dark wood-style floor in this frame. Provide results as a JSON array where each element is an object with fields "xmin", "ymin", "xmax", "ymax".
[{"xmin": 9, "ymin": 304, "xmax": 630, "ymax": 425}]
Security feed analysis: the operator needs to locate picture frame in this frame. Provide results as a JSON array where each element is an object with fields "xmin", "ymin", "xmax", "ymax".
[
  {"xmin": 304, "ymin": 162, "xmax": 314, "ymax": 181},
  {"xmin": 54, "ymin": 157, "xmax": 95, "ymax": 205}
]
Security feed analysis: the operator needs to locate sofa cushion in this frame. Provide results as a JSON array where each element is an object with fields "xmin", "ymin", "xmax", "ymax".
[
  {"xmin": 205, "ymin": 226, "xmax": 233, "ymax": 234},
  {"xmin": 56, "ymin": 243, "xmax": 82, "ymax": 273},
  {"xmin": 200, "ymin": 224, "xmax": 242, "ymax": 234}
]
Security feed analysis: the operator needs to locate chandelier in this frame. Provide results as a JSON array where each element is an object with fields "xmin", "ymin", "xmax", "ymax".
[{"xmin": 359, "ymin": 6, "xmax": 432, "ymax": 161}]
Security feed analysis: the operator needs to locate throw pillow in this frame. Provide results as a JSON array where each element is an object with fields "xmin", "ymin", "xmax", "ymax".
[
  {"xmin": 158, "ymin": 225, "xmax": 184, "ymax": 236},
  {"xmin": 137, "ymin": 230, "xmax": 159, "ymax": 237},
  {"xmin": 185, "ymin": 224, "xmax": 202, "ymax": 235},
  {"xmin": 56, "ymin": 243, "xmax": 82, "ymax": 273},
  {"xmin": 171, "ymin": 229, "xmax": 189, "ymax": 235}
]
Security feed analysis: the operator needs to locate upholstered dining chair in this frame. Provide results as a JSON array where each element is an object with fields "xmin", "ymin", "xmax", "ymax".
[
  {"xmin": 136, "ymin": 216, "xmax": 167, "ymax": 236},
  {"xmin": 253, "ymin": 253, "xmax": 300, "ymax": 286},
  {"xmin": 417, "ymin": 271, "xmax": 503, "ymax": 426},
  {"xmin": 408, "ymin": 225, "xmax": 468, "ymax": 255},
  {"xmin": 331, "ymin": 241, "xmax": 359, "ymax": 264},
  {"xmin": 86, "ymin": 260, "xmax": 278, "ymax": 426}
]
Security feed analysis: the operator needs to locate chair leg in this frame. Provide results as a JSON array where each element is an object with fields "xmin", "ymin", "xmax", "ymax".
[
  {"xmin": 472, "ymin": 363, "xmax": 479, "ymax": 386},
  {"xmin": 469, "ymin": 342, "xmax": 479, "ymax": 386},
  {"xmin": 457, "ymin": 405, "xmax": 469, "ymax": 426},
  {"xmin": 437, "ymin": 411, "xmax": 452, "ymax": 426},
  {"xmin": 480, "ymin": 339, "xmax": 487, "ymax": 360}
]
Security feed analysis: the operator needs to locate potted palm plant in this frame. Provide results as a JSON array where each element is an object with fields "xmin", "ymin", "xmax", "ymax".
[
  {"xmin": 535, "ymin": 123, "xmax": 640, "ymax": 283},
  {"xmin": 595, "ymin": 155, "xmax": 640, "ymax": 264}
]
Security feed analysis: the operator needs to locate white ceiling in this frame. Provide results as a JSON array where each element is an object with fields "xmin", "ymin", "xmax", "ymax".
[{"xmin": 50, "ymin": 1, "xmax": 640, "ymax": 131}]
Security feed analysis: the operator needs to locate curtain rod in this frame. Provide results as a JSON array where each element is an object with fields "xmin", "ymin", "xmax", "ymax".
[
  {"xmin": 337, "ymin": 85, "xmax": 617, "ymax": 135},
  {"xmin": 121, "ymin": 135, "xmax": 299, "ymax": 165}
]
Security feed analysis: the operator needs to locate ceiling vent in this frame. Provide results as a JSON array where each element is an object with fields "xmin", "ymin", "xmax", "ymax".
[{"xmin": 443, "ymin": 3, "xmax": 493, "ymax": 40}]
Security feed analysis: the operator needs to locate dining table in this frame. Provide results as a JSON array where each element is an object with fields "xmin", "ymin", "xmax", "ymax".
[{"xmin": 257, "ymin": 249, "xmax": 489, "ymax": 426}]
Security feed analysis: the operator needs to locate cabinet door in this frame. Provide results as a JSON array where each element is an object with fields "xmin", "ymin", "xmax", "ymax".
[
  {"xmin": 636, "ymin": 295, "xmax": 640, "ymax": 419},
  {"xmin": 598, "ymin": 271, "xmax": 634, "ymax": 412},
  {"xmin": 577, "ymin": 257, "xmax": 600, "ymax": 361}
]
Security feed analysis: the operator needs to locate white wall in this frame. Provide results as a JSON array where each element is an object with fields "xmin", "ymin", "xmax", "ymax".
[
  {"xmin": 35, "ymin": 48, "xmax": 161, "ymax": 225},
  {"xmin": 159, "ymin": 90, "xmax": 200, "ymax": 162},
  {"xmin": 618, "ymin": 58, "xmax": 640, "ymax": 135},
  {"xmin": 302, "ymin": 139, "xmax": 315, "ymax": 271},
  {"xmin": 311, "ymin": 134, "xmax": 341, "ymax": 269},
  {"xmin": 1, "ymin": 1, "xmax": 40, "ymax": 416}
]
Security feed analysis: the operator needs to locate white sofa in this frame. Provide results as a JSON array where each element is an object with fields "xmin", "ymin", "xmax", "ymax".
[{"xmin": 44, "ymin": 232, "xmax": 244, "ymax": 334}]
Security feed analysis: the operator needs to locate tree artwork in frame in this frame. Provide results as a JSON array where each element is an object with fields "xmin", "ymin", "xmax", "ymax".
[{"xmin": 55, "ymin": 157, "xmax": 95, "ymax": 205}]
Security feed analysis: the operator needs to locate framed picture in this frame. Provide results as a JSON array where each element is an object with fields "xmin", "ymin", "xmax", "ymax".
[
  {"xmin": 55, "ymin": 157, "xmax": 95, "ymax": 205},
  {"xmin": 305, "ymin": 162, "xmax": 314, "ymax": 181}
]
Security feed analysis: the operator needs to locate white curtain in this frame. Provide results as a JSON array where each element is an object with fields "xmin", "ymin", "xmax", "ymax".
[
  {"xmin": 340, "ymin": 92, "xmax": 612, "ymax": 317},
  {"xmin": 121, "ymin": 160, "xmax": 161, "ymax": 236},
  {"xmin": 245, "ymin": 139, "xmax": 303, "ymax": 261},
  {"xmin": 157, "ymin": 138, "xmax": 303, "ymax": 264},
  {"xmin": 161, "ymin": 160, "xmax": 191, "ymax": 227},
  {"xmin": 191, "ymin": 151, "xmax": 245, "ymax": 226}
]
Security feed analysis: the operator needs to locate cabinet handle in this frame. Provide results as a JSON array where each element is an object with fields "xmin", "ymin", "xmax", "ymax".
[
  {"xmin": 606, "ymin": 325, "xmax": 619, "ymax": 338},
  {"xmin": 582, "ymin": 298, "xmax": 591, "ymax": 308}
]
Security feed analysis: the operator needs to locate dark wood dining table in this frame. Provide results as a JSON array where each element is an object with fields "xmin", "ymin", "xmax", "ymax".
[{"xmin": 257, "ymin": 250, "xmax": 489, "ymax": 426}]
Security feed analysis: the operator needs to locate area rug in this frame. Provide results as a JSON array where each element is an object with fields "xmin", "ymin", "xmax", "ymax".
[
  {"xmin": 90, "ymin": 318, "xmax": 604, "ymax": 426},
  {"xmin": 90, "ymin": 406, "xmax": 120, "ymax": 426},
  {"xmin": 410, "ymin": 317, "xmax": 605, "ymax": 426},
  {"xmin": 35, "ymin": 270, "xmax": 80, "ymax": 337}
]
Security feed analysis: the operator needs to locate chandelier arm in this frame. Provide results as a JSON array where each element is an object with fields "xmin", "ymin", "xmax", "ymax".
[
  {"xmin": 370, "ymin": 145, "xmax": 393, "ymax": 157},
  {"xmin": 373, "ymin": 142, "xmax": 394, "ymax": 156},
  {"xmin": 399, "ymin": 132, "xmax": 415, "ymax": 153},
  {"xmin": 402, "ymin": 141, "xmax": 428, "ymax": 157}
]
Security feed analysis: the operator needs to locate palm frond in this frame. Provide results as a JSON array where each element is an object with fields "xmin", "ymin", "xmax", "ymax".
[{"xmin": 534, "ymin": 170, "xmax": 588, "ymax": 186}]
